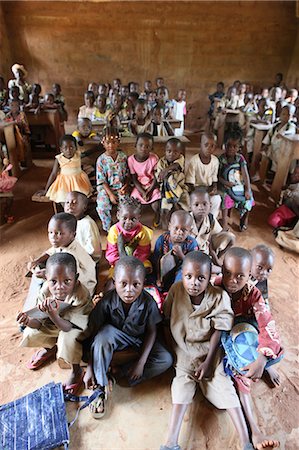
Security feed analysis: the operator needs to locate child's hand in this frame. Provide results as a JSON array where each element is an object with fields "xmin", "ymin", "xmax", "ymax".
[
  {"xmin": 241, "ymin": 353, "xmax": 267, "ymax": 381},
  {"xmin": 157, "ymin": 169, "xmax": 168, "ymax": 182},
  {"xmin": 39, "ymin": 298, "xmax": 59, "ymax": 315},
  {"xmin": 119, "ymin": 184, "xmax": 127, "ymax": 196},
  {"xmin": 127, "ymin": 359, "xmax": 145, "ymax": 381},
  {"xmin": 27, "ymin": 259, "xmax": 37, "ymax": 272},
  {"xmin": 16, "ymin": 312, "xmax": 30, "ymax": 326},
  {"xmin": 109, "ymin": 192, "xmax": 118, "ymax": 205},
  {"xmin": 117, "ymin": 232, "xmax": 126, "ymax": 253},
  {"xmin": 92, "ymin": 292, "xmax": 104, "ymax": 307},
  {"xmin": 172, "ymin": 244, "xmax": 185, "ymax": 260},
  {"xmin": 194, "ymin": 360, "xmax": 212, "ymax": 380},
  {"xmin": 34, "ymin": 267, "xmax": 46, "ymax": 279},
  {"xmin": 245, "ymin": 189, "xmax": 251, "ymax": 200}
]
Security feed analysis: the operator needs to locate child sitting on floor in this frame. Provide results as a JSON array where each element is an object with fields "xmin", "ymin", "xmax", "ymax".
[
  {"xmin": 216, "ymin": 247, "xmax": 281, "ymax": 449},
  {"xmin": 72, "ymin": 118, "xmax": 97, "ymax": 146},
  {"xmin": 189, "ymin": 188, "xmax": 235, "ymax": 273},
  {"xmin": 129, "ymin": 99, "xmax": 152, "ymax": 135},
  {"xmin": 153, "ymin": 210, "xmax": 198, "ymax": 291},
  {"xmin": 27, "ymin": 212, "xmax": 96, "ymax": 298},
  {"xmin": 64, "ymin": 191, "xmax": 102, "ymax": 262},
  {"xmin": 106, "ymin": 197, "xmax": 153, "ymax": 275},
  {"xmin": 128, "ymin": 133, "xmax": 161, "ymax": 226},
  {"xmin": 218, "ymin": 126, "xmax": 254, "ymax": 231},
  {"xmin": 96, "ymin": 126, "xmax": 129, "ymax": 231},
  {"xmin": 186, "ymin": 132, "xmax": 221, "ymax": 218},
  {"xmin": 37, "ymin": 134, "xmax": 92, "ymax": 204},
  {"xmin": 18, "ymin": 253, "xmax": 92, "ymax": 394},
  {"xmin": 156, "ymin": 138, "xmax": 189, "ymax": 229},
  {"xmin": 161, "ymin": 251, "xmax": 255, "ymax": 450},
  {"xmin": 82, "ymin": 256, "xmax": 173, "ymax": 418}
]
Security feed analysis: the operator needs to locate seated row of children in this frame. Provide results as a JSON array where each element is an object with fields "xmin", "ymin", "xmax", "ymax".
[{"xmin": 17, "ymin": 200, "xmax": 282, "ymax": 449}]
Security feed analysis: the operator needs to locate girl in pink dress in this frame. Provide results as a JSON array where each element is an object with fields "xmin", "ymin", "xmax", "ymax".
[{"xmin": 128, "ymin": 133, "xmax": 161, "ymax": 226}]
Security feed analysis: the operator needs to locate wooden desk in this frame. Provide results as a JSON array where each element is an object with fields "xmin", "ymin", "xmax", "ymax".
[
  {"xmin": 27, "ymin": 109, "xmax": 65, "ymax": 149},
  {"xmin": 216, "ymin": 109, "xmax": 240, "ymax": 148},
  {"xmin": 250, "ymin": 122, "xmax": 273, "ymax": 175},
  {"xmin": 91, "ymin": 119, "xmax": 182, "ymax": 133},
  {"xmin": 3, "ymin": 123, "xmax": 21, "ymax": 177},
  {"xmin": 269, "ymin": 134, "xmax": 299, "ymax": 202}
]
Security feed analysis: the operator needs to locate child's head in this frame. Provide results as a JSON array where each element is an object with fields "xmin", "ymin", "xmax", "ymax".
[
  {"xmin": 148, "ymin": 91, "xmax": 157, "ymax": 103},
  {"xmin": 120, "ymin": 85, "xmax": 129, "ymax": 98},
  {"xmin": 279, "ymin": 105, "xmax": 290, "ymax": 124},
  {"xmin": 275, "ymin": 72, "xmax": 283, "ymax": 85},
  {"xmin": 165, "ymin": 138, "xmax": 184, "ymax": 163},
  {"xmin": 222, "ymin": 247, "xmax": 252, "ymax": 295},
  {"xmin": 227, "ymin": 86, "xmax": 237, "ymax": 100},
  {"xmin": 224, "ymin": 126, "xmax": 242, "ymax": 158},
  {"xmin": 32, "ymin": 83, "xmax": 41, "ymax": 95},
  {"xmin": 113, "ymin": 78, "xmax": 121, "ymax": 90},
  {"xmin": 98, "ymin": 84, "xmax": 107, "ymax": 96},
  {"xmin": 84, "ymin": 90, "xmax": 95, "ymax": 108},
  {"xmin": 152, "ymin": 105, "xmax": 163, "ymax": 124},
  {"xmin": 112, "ymin": 93, "xmax": 122, "ymax": 111},
  {"xmin": 177, "ymin": 89, "xmax": 186, "ymax": 101},
  {"xmin": 157, "ymin": 86, "xmax": 168, "ymax": 102},
  {"xmin": 182, "ymin": 251, "xmax": 212, "ymax": 299},
  {"xmin": 134, "ymin": 99, "xmax": 148, "ymax": 120},
  {"xmin": 258, "ymin": 98, "xmax": 267, "ymax": 115},
  {"xmin": 10, "ymin": 85, "xmax": 20, "ymax": 99},
  {"xmin": 251, "ymin": 245, "xmax": 274, "ymax": 282},
  {"xmin": 216, "ymin": 82, "xmax": 224, "ymax": 93},
  {"xmin": 96, "ymin": 94, "xmax": 107, "ymax": 111},
  {"xmin": 290, "ymin": 165, "xmax": 299, "ymax": 184},
  {"xmin": 102, "ymin": 126, "xmax": 120, "ymax": 155},
  {"xmin": 144, "ymin": 80, "xmax": 152, "ymax": 92},
  {"xmin": 128, "ymin": 92, "xmax": 139, "ymax": 107},
  {"xmin": 60, "ymin": 135, "xmax": 77, "ymax": 159},
  {"xmin": 156, "ymin": 77, "xmax": 164, "ymax": 88},
  {"xmin": 46, "ymin": 253, "xmax": 78, "ymax": 301},
  {"xmin": 9, "ymin": 99, "xmax": 20, "ymax": 114},
  {"xmin": 135, "ymin": 132, "xmax": 153, "ymax": 161},
  {"xmin": 64, "ymin": 191, "xmax": 88, "ymax": 220},
  {"xmin": 114, "ymin": 256, "xmax": 145, "ymax": 304},
  {"xmin": 261, "ymin": 87, "xmax": 269, "ymax": 99},
  {"xmin": 52, "ymin": 83, "xmax": 61, "ymax": 96},
  {"xmin": 169, "ymin": 210, "xmax": 193, "ymax": 244},
  {"xmin": 289, "ymin": 89, "xmax": 298, "ymax": 104},
  {"xmin": 129, "ymin": 82, "xmax": 139, "ymax": 93},
  {"xmin": 239, "ymin": 83, "xmax": 247, "ymax": 95},
  {"xmin": 117, "ymin": 196, "xmax": 142, "ymax": 231},
  {"xmin": 190, "ymin": 188, "xmax": 211, "ymax": 220},
  {"xmin": 44, "ymin": 93, "xmax": 55, "ymax": 105},
  {"xmin": 233, "ymin": 80, "xmax": 241, "ymax": 90},
  {"xmin": 48, "ymin": 212, "xmax": 77, "ymax": 248},
  {"xmin": 200, "ymin": 132, "xmax": 216, "ymax": 158},
  {"xmin": 271, "ymin": 87, "xmax": 282, "ymax": 102},
  {"xmin": 88, "ymin": 82, "xmax": 98, "ymax": 96},
  {"xmin": 77, "ymin": 118, "xmax": 92, "ymax": 137}
]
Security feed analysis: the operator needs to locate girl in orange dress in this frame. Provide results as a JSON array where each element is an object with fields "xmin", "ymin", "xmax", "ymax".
[{"xmin": 39, "ymin": 135, "xmax": 92, "ymax": 204}]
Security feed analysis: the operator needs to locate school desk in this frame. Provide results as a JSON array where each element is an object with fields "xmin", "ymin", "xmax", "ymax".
[
  {"xmin": 216, "ymin": 109, "xmax": 240, "ymax": 148},
  {"xmin": 27, "ymin": 109, "xmax": 65, "ymax": 149},
  {"xmin": 91, "ymin": 119, "xmax": 182, "ymax": 134},
  {"xmin": 250, "ymin": 122, "xmax": 273, "ymax": 175}
]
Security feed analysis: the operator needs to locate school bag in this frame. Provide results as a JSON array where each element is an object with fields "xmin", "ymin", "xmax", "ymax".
[
  {"xmin": 268, "ymin": 204, "xmax": 297, "ymax": 229},
  {"xmin": 0, "ymin": 381, "xmax": 101, "ymax": 450},
  {"xmin": 222, "ymin": 162, "xmax": 246, "ymax": 202}
]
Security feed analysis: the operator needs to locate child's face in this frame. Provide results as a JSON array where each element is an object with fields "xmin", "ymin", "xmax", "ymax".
[
  {"xmin": 118, "ymin": 206, "xmax": 140, "ymax": 231},
  {"xmin": 48, "ymin": 219, "xmax": 75, "ymax": 248},
  {"xmin": 102, "ymin": 134, "xmax": 119, "ymax": 155},
  {"xmin": 182, "ymin": 260, "xmax": 210, "ymax": 299},
  {"xmin": 222, "ymin": 255, "xmax": 251, "ymax": 295},
  {"xmin": 239, "ymin": 84, "xmax": 246, "ymax": 95},
  {"xmin": 45, "ymin": 94, "xmax": 54, "ymax": 105},
  {"xmin": 148, "ymin": 92, "xmax": 156, "ymax": 102},
  {"xmin": 144, "ymin": 81, "xmax": 152, "ymax": 91},
  {"xmin": 64, "ymin": 192, "xmax": 87, "ymax": 219},
  {"xmin": 156, "ymin": 78, "xmax": 164, "ymax": 88},
  {"xmin": 217, "ymin": 83, "xmax": 224, "ymax": 93},
  {"xmin": 98, "ymin": 84, "xmax": 107, "ymax": 96},
  {"xmin": 120, "ymin": 86, "xmax": 129, "ymax": 98},
  {"xmin": 113, "ymin": 79, "xmax": 121, "ymax": 89},
  {"xmin": 136, "ymin": 137, "xmax": 152, "ymax": 160},
  {"xmin": 96, "ymin": 96, "xmax": 106, "ymax": 110},
  {"xmin": 169, "ymin": 214, "xmax": 191, "ymax": 244},
  {"xmin": 157, "ymin": 88, "xmax": 167, "ymax": 101},
  {"xmin": 190, "ymin": 192, "xmax": 211, "ymax": 220},
  {"xmin": 33, "ymin": 84, "xmax": 41, "ymax": 95},
  {"xmin": 251, "ymin": 250, "xmax": 274, "ymax": 282},
  {"xmin": 262, "ymin": 88, "xmax": 269, "ymax": 98},
  {"xmin": 129, "ymin": 83, "xmax": 138, "ymax": 93},
  {"xmin": 78, "ymin": 120, "xmax": 92, "ymax": 137},
  {"xmin": 225, "ymin": 138, "xmax": 240, "ymax": 158},
  {"xmin": 46, "ymin": 263, "xmax": 77, "ymax": 301},
  {"xmin": 200, "ymin": 135, "xmax": 215, "ymax": 157},
  {"xmin": 280, "ymin": 107, "xmax": 290, "ymax": 124},
  {"xmin": 165, "ymin": 142, "xmax": 181, "ymax": 163},
  {"xmin": 152, "ymin": 108, "xmax": 162, "ymax": 124},
  {"xmin": 177, "ymin": 90, "xmax": 186, "ymax": 101},
  {"xmin": 10, "ymin": 100, "xmax": 20, "ymax": 114},
  {"xmin": 61, "ymin": 140, "xmax": 76, "ymax": 159},
  {"xmin": 85, "ymin": 93, "xmax": 94, "ymax": 108},
  {"xmin": 11, "ymin": 87, "xmax": 20, "ymax": 99},
  {"xmin": 135, "ymin": 103, "xmax": 148, "ymax": 120},
  {"xmin": 112, "ymin": 94, "xmax": 122, "ymax": 110},
  {"xmin": 52, "ymin": 84, "xmax": 61, "ymax": 95},
  {"xmin": 114, "ymin": 266, "xmax": 144, "ymax": 305}
]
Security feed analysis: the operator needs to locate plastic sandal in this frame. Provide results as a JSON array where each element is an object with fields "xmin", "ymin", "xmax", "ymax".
[
  {"xmin": 89, "ymin": 387, "xmax": 107, "ymax": 419},
  {"xmin": 26, "ymin": 346, "xmax": 57, "ymax": 370},
  {"xmin": 160, "ymin": 445, "xmax": 181, "ymax": 450},
  {"xmin": 63, "ymin": 371, "xmax": 84, "ymax": 395}
]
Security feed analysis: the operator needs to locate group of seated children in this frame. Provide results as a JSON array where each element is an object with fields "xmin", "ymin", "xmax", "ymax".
[{"xmin": 17, "ymin": 198, "xmax": 282, "ymax": 450}]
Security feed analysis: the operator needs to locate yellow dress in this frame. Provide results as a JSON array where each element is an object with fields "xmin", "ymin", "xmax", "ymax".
[{"xmin": 46, "ymin": 150, "xmax": 92, "ymax": 203}]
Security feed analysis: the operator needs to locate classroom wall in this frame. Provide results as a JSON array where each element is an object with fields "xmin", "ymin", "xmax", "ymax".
[
  {"xmin": 286, "ymin": 26, "xmax": 299, "ymax": 87},
  {"xmin": 0, "ymin": 3, "xmax": 13, "ymax": 82},
  {"xmin": 2, "ymin": 1, "xmax": 298, "ymax": 127}
]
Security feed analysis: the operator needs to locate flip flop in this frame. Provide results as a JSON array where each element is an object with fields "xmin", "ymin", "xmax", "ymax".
[
  {"xmin": 89, "ymin": 387, "xmax": 107, "ymax": 419},
  {"xmin": 63, "ymin": 371, "xmax": 84, "ymax": 395},
  {"xmin": 26, "ymin": 347, "xmax": 57, "ymax": 370},
  {"xmin": 160, "ymin": 445, "xmax": 181, "ymax": 450}
]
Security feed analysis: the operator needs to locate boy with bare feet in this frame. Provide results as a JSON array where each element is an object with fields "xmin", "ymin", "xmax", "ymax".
[
  {"xmin": 17, "ymin": 253, "xmax": 92, "ymax": 394},
  {"xmin": 161, "ymin": 251, "xmax": 255, "ymax": 450}
]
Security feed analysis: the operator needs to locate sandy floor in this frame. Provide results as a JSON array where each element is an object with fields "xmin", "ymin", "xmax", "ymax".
[{"xmin": 0, "ymin": 140, "xmax": 298, "ymax": 450}]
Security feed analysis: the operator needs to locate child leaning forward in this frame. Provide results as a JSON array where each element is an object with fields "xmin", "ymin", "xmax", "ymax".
[{"xmin": 161, "ymin": 251, "xmax": 256, "ymax": 450}]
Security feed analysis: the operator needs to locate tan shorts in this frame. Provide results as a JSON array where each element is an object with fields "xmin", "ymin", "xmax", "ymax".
[{"xmin": 171, "ymin": 362, "xmax": 240, "ymax": 409}]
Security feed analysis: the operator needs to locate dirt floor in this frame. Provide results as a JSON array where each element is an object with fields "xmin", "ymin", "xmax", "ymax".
[{"xmin": 0, "ymin": 138, "xmax": 298, "ymax": 450}]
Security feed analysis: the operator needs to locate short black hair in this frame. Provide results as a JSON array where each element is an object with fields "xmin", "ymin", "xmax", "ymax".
[
  {"xmin": 128, "ymin": 92, "xmax": 139, "ymax": 100},
  {"xmin": 60, "ymin": 134, "xmax": 77, "ymax": 147},
  {"xmin": 166, "ymin": 137, "xmax": 185, "ymax": 152},
  {"xmin": 190, "ymin": 186, "xmax": 210, "ymax": 199},
  {"xmin": 78, "ymin": 117, "xmax": 92, "ymax": 125},
  {"xmin": 225, "ymin": 247, "xmax": 252, "ymax": 265},
  {"xmin": 182, "ymin": 250, "xmax": 212, "ymax": 275},
  {"xmin": 170, "ymin": 209, "xmax": 193, "ymax": 226},
  {"xmin": 46, "ymin": 252, "xmax": 77, "ymax": 274},
  {"xmin": 118, "ymin": 196, "xmax": 142, "ymax": 215},
  {"xmin": 50, "ymin": 212, "xmax": 77, "ymax": 233},
  {"xmin": 114, "ymin": 256, "xmax": 146, "ymax": 280},
  {"xmin": 224, "ymin": 124, "xmax": 243, "ymax": 144},
  {"xmin": 67, "ymin": 191, "xmax": 89, "ymax": 207},
  {"xmin": 135, "ymin": 98, "xmax": 147, "ymax": 107},
  {"xmin": 251, "ymin": 244, "xmax": 275, "ymax": 259},
  {"xmin": 136, "ymin": 132, "xmax": 154, "ymax": 146},
  {"xmin": 85, "ymin": 90, "xmax": 95, "ymax": 100}
]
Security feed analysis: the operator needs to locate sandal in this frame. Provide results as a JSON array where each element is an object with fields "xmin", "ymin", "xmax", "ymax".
[
  {"xmin": 160, "ymin": 446, "xmax": 181, "ymax": 450},
  {"xmin": 63, "ymin": 371, "xmax": 84, "ymax": 395},
  {"xmin": 89, "ymin": 387, "xmax": 107, "ymax": 419},
  {"xmin": 26, "ymin": 346, "xmax": 57, "ymax": 370}
]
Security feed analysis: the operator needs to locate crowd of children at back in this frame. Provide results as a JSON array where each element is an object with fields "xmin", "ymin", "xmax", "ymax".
[{"xmin": 6, "ymin": 69, "xmax": 298, "ymax": 450}]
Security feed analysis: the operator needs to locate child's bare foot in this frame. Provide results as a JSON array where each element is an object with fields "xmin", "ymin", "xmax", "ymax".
[
  {"xmin": 63, "ymin": 366, "xmax": 83, "ymax": 395},
  {"xmin": 263, "ymin": 366, "xmax": 281, "ymax": 388},
  {"xmin": 252, "ymin": 432, "xmax": 279, "ymax": 449}
]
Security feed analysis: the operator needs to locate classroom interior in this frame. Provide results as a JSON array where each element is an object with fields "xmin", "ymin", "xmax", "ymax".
[{"xmin": 0, "ymin": 1, "xmax": 299, "ymax": 449}]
